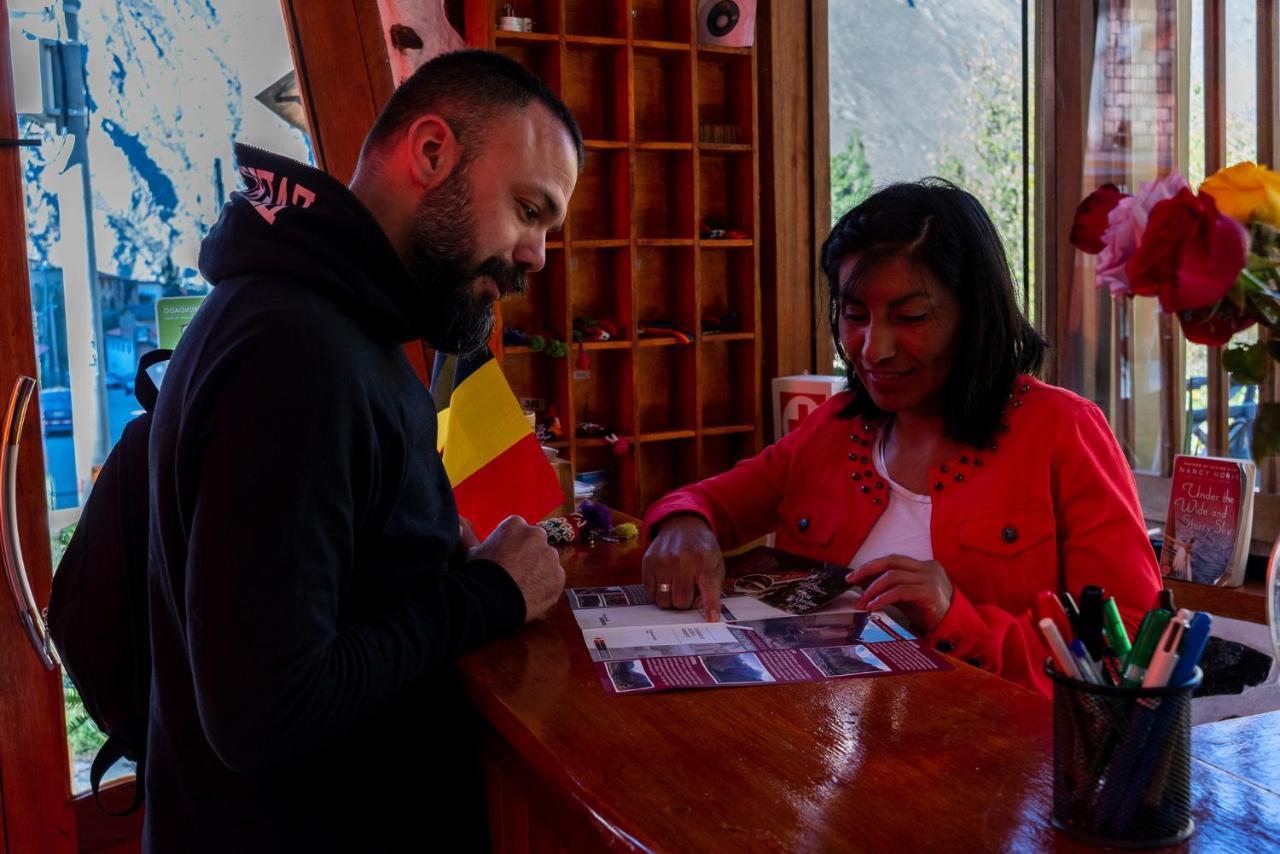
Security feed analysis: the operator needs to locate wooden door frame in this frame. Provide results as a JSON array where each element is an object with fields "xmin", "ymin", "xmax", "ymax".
[
  {"xmin": 0, "ymin": 1, "xmax": 79, "ymax": 850},
  {"xmin": 756, "ymin": 0, "xmax": 829, "ymax": 439}
]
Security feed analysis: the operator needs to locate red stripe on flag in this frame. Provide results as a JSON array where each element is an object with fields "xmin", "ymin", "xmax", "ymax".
[{"xmin": 452, "ymin": 432, "xmax": 563, "ymax": 539}]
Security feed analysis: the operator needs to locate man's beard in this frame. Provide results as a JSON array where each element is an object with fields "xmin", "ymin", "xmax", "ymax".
[{"xmin": 407, "ymin": 164, "xmax": 527, "ymax": 355}]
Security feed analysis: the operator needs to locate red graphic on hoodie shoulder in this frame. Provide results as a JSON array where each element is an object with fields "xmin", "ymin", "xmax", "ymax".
[{"xmin": 239, "ymin": 166, "xmax": 316, "ymax": 224}]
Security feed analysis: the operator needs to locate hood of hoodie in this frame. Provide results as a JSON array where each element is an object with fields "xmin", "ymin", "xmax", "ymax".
[{"xmin": 199, "ymin": 143, "xmax": 434, "ymax": 344}]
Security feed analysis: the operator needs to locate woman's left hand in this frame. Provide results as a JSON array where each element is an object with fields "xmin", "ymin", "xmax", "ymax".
[{"xmin": 846, "ymin": 555, "xmax": 954, "ymax": 633}]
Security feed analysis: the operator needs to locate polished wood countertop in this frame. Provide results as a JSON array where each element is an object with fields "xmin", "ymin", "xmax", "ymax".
[{"xmin": 460, "ymin": 536, "xmax": 1280, "ymax": 852}]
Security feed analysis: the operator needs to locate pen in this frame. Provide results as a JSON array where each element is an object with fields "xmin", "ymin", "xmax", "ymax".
[
  {"xmin": 1038, "ymin": 617, "xmax": 1081, "ymax": 680},
  {"xmin": 1168, "ymin": 610, "xmax": 1212, "ymax": 688},
  {"xmin": 1121, "ymin": 609, "xmax": 1172, "ymax": 689},
  {"xmin": 1036, "ymin": 590, "xmax": 1073, "ymax": 641},
  {"xmin": 1141, "ymin": 618, "xmax": 1185, "ymax": 688},
  {"xmin": 1102, "ymin": 596, "xmax": 1131, "ymax": 658},
  {"xmin": 1069, "ymin": 638, "xmax": 1104, "ymax": 685},
  {"xmin": 1056, "ymin": 591, "xmax": 1080, "ymax": 633},
  {"xmin": 1078, "ymin": 585, "xmax": 1106, "ymax": 659}
]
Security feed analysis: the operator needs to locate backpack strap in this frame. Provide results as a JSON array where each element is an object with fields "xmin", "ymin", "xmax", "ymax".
[
  {"xmin": 133, "ymin": 348, "xmax": 172, "ymax": 414},
  {"xmin": 90, "ymin": 736, "xmax": 145, "ymax": 815}
]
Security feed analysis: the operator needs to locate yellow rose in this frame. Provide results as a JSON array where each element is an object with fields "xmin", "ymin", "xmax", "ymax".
[{"xmin": 1199, "ymin": 161, "xmax": 1280, "ymax": 226}]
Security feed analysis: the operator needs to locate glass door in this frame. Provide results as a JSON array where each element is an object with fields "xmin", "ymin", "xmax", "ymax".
[{"xmin": 5, "ymin": 0, "xmax": 311, "ymax": 796}]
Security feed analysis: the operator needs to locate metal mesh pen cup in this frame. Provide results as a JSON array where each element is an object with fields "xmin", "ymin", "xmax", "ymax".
[{"xmin": 1046, "ymin": 660, "xmax": 1201, "ymax": 848}]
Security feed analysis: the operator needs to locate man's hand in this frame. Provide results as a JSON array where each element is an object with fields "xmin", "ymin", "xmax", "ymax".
[
  {"xmin": 642, "ymin": 515, "xmax": 725, "ymax": 622},
  {"xmin": 845, "ymin": 555, "xmax": 954, "ymax": 633},
  {"xmin": 471, "ymin": 516, "xmax": 565, "ymax": 622}
]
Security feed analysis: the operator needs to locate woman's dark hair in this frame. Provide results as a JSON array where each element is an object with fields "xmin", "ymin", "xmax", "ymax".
[{"xmin": 821, "ymin": 178, "xmax": 1046, "ymax": 448}]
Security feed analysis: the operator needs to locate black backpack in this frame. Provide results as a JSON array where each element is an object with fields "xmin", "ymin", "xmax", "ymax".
[{"xmin": 47, "ymin": 348, "xmax": 170, "ymax": 814}]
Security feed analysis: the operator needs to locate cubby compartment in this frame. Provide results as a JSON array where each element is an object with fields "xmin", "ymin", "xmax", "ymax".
[
  {"xmin": 634, "ymin": 48, "xmax": 693, "ymax": 143},
  {"xmin": 699, "ymin": 432, "xmax": 758, "ymax": 481},
  {"xmin": 563, "ymin": 0, "xmax": 629, "ymax": 39},
  {"xmin": 570, "ymin": 149, "xmax": 631, "ymax": 241},
  {"xmin": 632, "ymin": 0, "xmax": 692, "ymax": 43},
  {"xmin": 637, "ymin": 346, "xmax": 696, "ymax": 435},
  {"xmin": 563, "ymin": 45, "xmax": 629, "ymax": 141},
  {"xmin": 502, "ymin": 247, "xmax": 567, "ymax": 342},
  {"xmin": 493, "ymin": 39, "xmax": 561, "ymax": 92},
  {"xmin": 573, "ymin": 442, "xmax": 636, "ymax": 514},
  {"xmin": 698, "ymin": 246, "xmax": 756, "ymax": 336},
  {"xmin": 569, "ymin": 248, "xmax": 632, "ymax": 340},
  {"xmin": 635, "ymin": 151, "xmax": 695, "ymax": 240},
  {"xmin": 635, "ymin": 247, "xmax": 695, "ymax": 342},
  {"xmin": 638, "ymin": 437, "xmax": 698, "ymax": 511},
  {"xmin": 698, "ymin": 152, "xmax": 754, "ymax": 240},
  {"xmin": 571, "ymin": 347, "xmax": 634, "ymax": 439},
  {"xmin": 699, "ymin": 338, "xmax": 757, "ymax": 430},
  {"xmin": 697, "ymin": 52, "xmax": 753, "ymax": 146},
  {"xmin": 503, "ymin": 348, "xmax": 569, "ymax": 441}
]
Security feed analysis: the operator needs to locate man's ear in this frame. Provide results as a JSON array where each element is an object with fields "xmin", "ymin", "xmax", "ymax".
[{"xmin": 404, "ymin": 114, "xmax": 460, "ymax": 189}]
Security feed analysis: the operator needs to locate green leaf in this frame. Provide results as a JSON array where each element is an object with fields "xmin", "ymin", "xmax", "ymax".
[
  {"xmin": 1221, "ymin": 342, "xmax": 1269, "ymax": 384},
  {"xmin": 1253, "ymin": 402, "xmax": 1280, "ymax": 463}
]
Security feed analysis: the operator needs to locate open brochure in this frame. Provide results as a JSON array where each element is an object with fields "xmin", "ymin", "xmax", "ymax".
[{"xmin": 570, "ymin": 548, "xmax": 951, "ymax": 695}]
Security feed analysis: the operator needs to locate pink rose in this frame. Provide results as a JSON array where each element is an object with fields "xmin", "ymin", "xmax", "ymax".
[{"xmin": 1095, "ymin": 172, "xmax": 1189, "ymax": 297}]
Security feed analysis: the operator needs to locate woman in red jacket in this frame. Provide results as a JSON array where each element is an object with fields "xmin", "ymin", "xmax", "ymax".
[{"xmin": 643, "ymin": 179, "xmax": 1161, "ymax": 697}]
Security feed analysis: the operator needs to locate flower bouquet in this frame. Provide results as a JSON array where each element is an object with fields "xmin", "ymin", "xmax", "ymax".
[{"xmin": 1070, "ymin": 162, "xmax": 1280, "ymax": 461}]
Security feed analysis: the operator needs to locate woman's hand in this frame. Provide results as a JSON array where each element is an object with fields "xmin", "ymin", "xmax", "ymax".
[
  {"xmin": 846, "ymin": 555, "xmax": 954, "ymax": 633},
  {"xmin": 642, "ymin": 515, "xmax": 726, "ymax": 622}
]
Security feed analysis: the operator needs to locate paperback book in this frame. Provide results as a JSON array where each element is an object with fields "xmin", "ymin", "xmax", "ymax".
[{"xmin": 1158, "ymin": 454, "xmax": 1255, "ymax": 587}]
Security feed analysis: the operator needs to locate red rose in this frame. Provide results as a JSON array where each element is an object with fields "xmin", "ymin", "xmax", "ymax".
[
  {"xmin": 1069, "ymin": 183, "xmax": 1127, "ymax": 254},
  {"xmin": 1126, "ymin": 189, "xmax": 1248, "ymax": 313},
  {"xmin": 1177, "ymin": 302, "xmax": 1256, "ymax": 346}
]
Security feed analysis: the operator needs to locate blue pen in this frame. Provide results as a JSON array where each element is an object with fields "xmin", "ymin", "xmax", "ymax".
[
  {"xmin": 1169, "ymin": 611, "xmax": 1212, "ymax": 687},
  {"xmin": 1068, "ymin": 638, "xmax": 1103, "ymax": 685}
]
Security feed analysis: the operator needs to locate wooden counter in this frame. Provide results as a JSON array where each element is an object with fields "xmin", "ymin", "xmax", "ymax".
[{"xmin": 460, "ymin": 536, "xmax": 1280, "ymax": 852}]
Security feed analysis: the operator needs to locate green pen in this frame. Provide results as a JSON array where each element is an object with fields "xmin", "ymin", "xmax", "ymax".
[
  {"xmin": 1120, "ymin": 609, "xmax": 1171, "ymax": 689},
  {"xmin": 1103, "ymin": 597, "xmax": 1131, "ymax": 659}
]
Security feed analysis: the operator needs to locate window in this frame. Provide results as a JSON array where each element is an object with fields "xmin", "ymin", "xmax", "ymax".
[
  {"xmin": 826, "ymin": 0, "xmax": 1035, "ymax": 318},
  {"xmin": 820, "ymin": 0, "xmax": 1278, "ymax": 539},
  {"xmin": 1062, "ymin": 0, "xmax": 1274, "ymax": 485}
]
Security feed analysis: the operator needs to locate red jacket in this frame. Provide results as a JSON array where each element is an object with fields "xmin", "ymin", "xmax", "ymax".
[{"xmin": 645, "ymin": 376, "xmax": 1161, "ymax": 696}]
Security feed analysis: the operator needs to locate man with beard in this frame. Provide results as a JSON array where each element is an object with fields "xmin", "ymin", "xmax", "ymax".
[{"xmin": 145, "ymin": 51, "xmax": 581, "ymax": 851}]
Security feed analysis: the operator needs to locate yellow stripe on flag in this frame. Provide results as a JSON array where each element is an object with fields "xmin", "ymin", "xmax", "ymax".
[
  {"xmin": 436, "ymin": 407, "xmax": 450, "ymax": 454},
  {"xmin": 437, "ymin": 358, "xmax": 531, "ymax": 485}
]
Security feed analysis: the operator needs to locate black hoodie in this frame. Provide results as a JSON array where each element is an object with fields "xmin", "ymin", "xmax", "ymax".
[{"xmin": 145, "ymin": 145, "xmax": 524, "ymax": 852}]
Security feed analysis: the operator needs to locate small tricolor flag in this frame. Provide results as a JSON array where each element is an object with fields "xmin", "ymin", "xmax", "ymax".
[{"xmin": 431, "ymin": 350, "xmax": 562, "ymax": 539}]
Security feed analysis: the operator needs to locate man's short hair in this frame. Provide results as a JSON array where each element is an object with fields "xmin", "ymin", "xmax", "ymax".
[{"xmin": 362, "ymin": 49, "xmax": 584, "ymax": 168}]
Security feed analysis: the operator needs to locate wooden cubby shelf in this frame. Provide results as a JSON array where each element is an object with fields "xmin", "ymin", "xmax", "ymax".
[
  {"xmin": 702, "ymin": 424, "xmax": 756, "ymax": 437},
  {"xmin": 641, "ymin": 430, "xmax": 697, "ymax": 442},
  {"xmin": 494, "ymin": 31, "xmax": 559, "ymax": 44},
  {"xmin": 698, "ymin": 44, "xmax": 752, "ymax": 56},
  {"xmin": 632, "ymin": 39, "xmax": 691, "ymax": 53},
  {"xmin": 701, "ymin": 332, "xmax": 754, "ymax": 342},
  {"xmin": 563, "ymin": 35, "xmax": 627, "ymax": 47},
  {"xmin": 572, "ymin": 238, "xmax": 630, "ymax": 249},
  {"xmin": 470, "ymin": 0, "xmax": 761, "ymax": 515}
]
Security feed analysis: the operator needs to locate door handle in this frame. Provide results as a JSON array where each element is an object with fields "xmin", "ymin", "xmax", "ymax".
[{"xmin": 2, "ymin": 376, "xmax": 56, "ymax": 670}]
